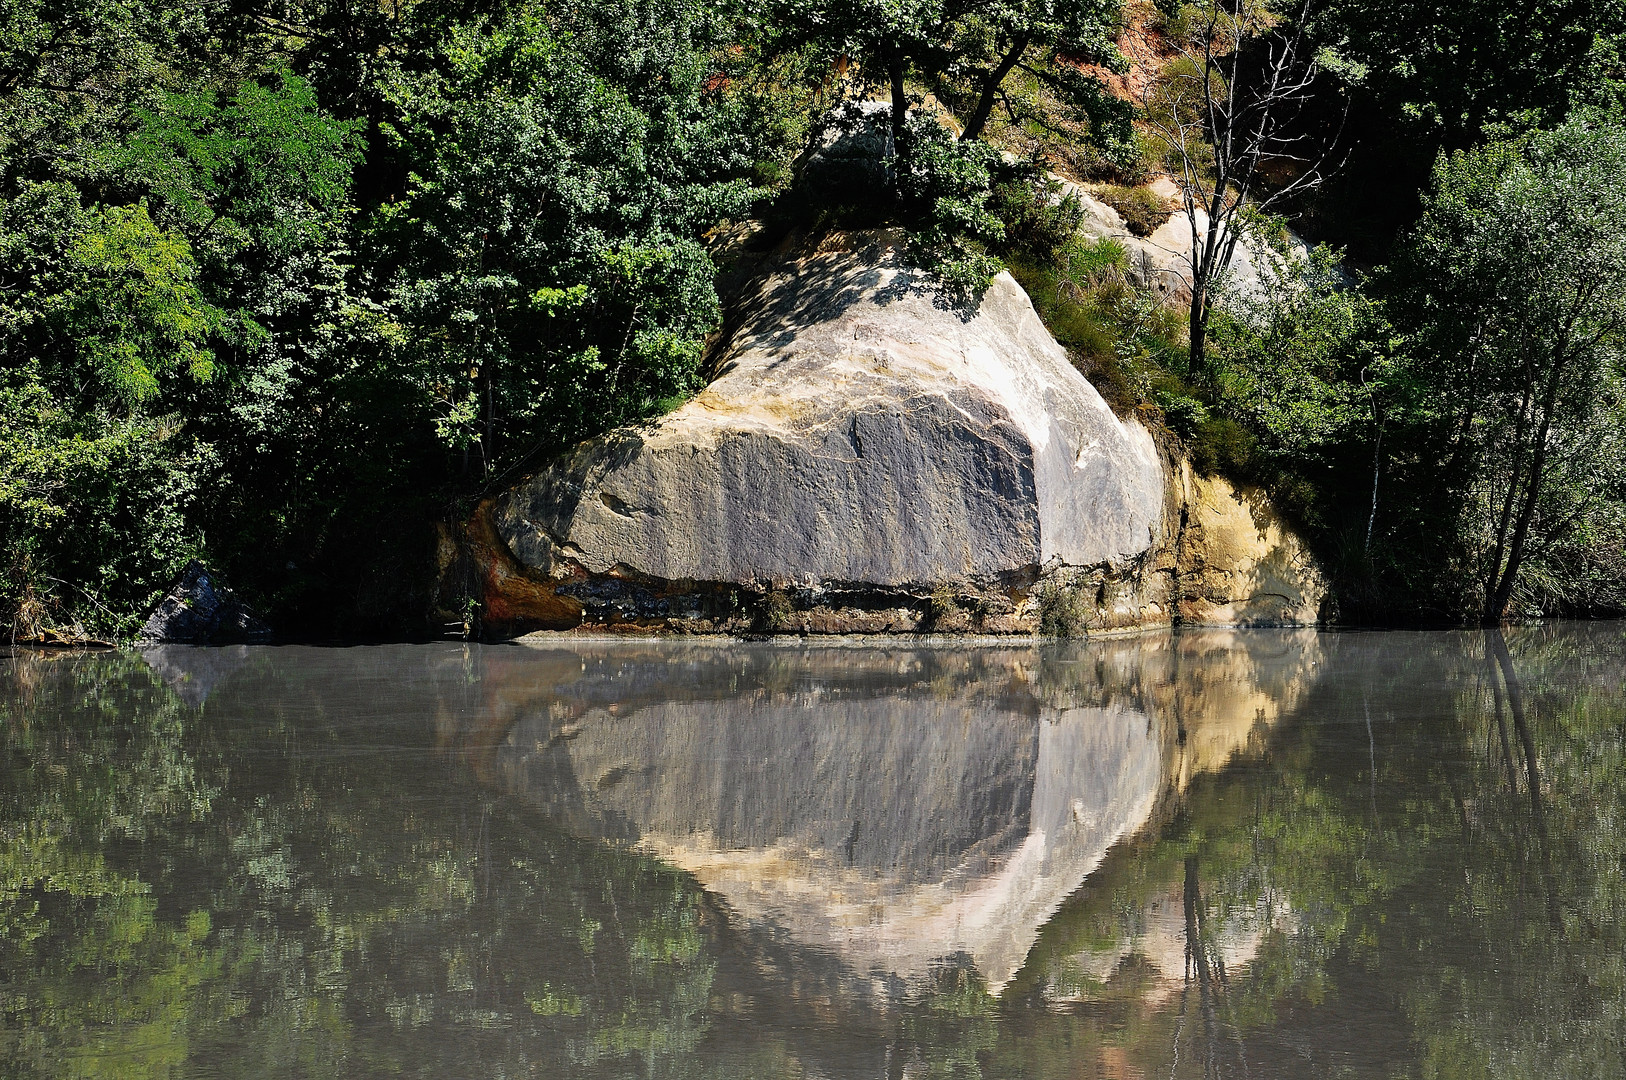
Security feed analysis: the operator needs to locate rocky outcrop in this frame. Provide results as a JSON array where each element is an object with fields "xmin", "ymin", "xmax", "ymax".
[
  {"xmin": 1066, "ymin": 176, "xmax": 1310, "ymax": 306},
  {"xmin": 138, "ymin": 561, "xmax": 272, "ymax": 645},
  {"xmin": 441, "ymin": 229, "xmax": 1327, "ymax": 637},
  {"xmin": 1168, "ymin": 464, "xmax": 1328, "ymax": 626}
]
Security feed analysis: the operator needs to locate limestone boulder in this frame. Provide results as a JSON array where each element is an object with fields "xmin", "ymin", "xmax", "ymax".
[{"xmin": 493, "ymin": 233, "xmax": 1165, "ymax": 603}]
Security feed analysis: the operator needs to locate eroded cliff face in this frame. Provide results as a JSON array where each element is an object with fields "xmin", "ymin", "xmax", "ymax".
[{"xmin": 438, "ymin": 230, "xmax": 1327, "ymax": 637}]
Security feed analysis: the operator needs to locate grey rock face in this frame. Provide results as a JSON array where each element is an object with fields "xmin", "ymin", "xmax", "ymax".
[
  {"xmin": 138, "ymin": 560, "xmax": 272, "ymax": 645},
  {"xmin": 495, "ymin": 237, "xmax": 1165, "ymax": 593}
]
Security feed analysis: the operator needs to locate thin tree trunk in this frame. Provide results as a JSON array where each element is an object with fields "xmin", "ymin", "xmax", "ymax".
[
  {"xmin": 1365, "ymin": 420, "xmax": 1384, "ymax": 553},
  {"xmin": 1486, "ymin": 366, "xmax": 1562, "ymax": 622},
  {"xmin": 888, "ymin": 53, "xmax": 907, "ymax": 154},
  {"xmin": 1485, "ymin": 379, "xmax": 1535, "ymax": 616},
  {"xmin": 1183, "ymin": 856, "xmax": 1218, "ymax": 989},
  {"xmin": 1189, "ymin": 282, "xmax": 1208, "ymax": 371},
  {"xmin": 960, "ymin": 32, "xmax": 1029, "ymax": 141}
]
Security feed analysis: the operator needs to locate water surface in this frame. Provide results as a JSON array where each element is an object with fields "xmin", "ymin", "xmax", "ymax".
[{"xmin": 3, "ymin": 626, "xmax": 1623, "ymax": 1078}]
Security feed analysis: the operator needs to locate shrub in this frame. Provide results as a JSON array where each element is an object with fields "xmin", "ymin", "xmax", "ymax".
[
  {"xmin": 756, "ymin": 588, "xmax": 793, "ymax": 632},
  {"xmin": 896, "ymin": 114, "xmax": 1009, "ymax": 298},
  {"xmin": 1189, "ymin": 415, "xmax": 1262, "ymax": 480},
  {"xmin": 992, "ymin": 173, "xmax": 1087, "ymax": 263},
  {"xmin": 1094, "ymin": 184, "xmax": 1172, "ymax": 237},
  {"xmin": 1154, "ymin": 388, "xmax": 1210, "ymax": 437},
  {"xmin": 1037, "ymin": 580, "xmax": 1088, "ymax": 637}
]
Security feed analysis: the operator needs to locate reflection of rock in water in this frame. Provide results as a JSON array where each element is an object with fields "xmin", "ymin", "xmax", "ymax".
[
  {"xmin": 126, "ymin": 631, "xmax": 1324, "ymax": 1004},
  {"xmin": 140, "ymin": 645, "xmax": 252, "ymax": 707},
  {"xmin": 482, "ymin": 644, "xmax": 1163, "ymax": 995},
  {"xmin": 1083, "ymin": 628, "xmax": 1324, "ymax": 789},
  {"xmin": 1019, "ymin": 629, "xmax": 1326, "ymax": 1011}
]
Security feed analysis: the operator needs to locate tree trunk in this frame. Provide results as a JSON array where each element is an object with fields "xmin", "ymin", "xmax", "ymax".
[
  {"xmin": 888, "ymin": 54, "xmax": 907, "ymax": 154},
  {"xmin": 1484, "ymin": 365, "xmax": 1562, "ymax": 622},
  {"xmin": 1185, "ymin": 190, "xmax": 1236, "ymax": 374},
  {"xmin": 960, "ymin": 32, "xmax": 1030, "ymax": 141},
  {"xmin": 1365, "ymin": 420, "xmax": 1384, "ymax": 554}
]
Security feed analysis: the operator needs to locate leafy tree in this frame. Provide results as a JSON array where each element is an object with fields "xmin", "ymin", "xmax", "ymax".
[
  {"xmin": 1302, "ymin": 0, "xmax": 1626, "ymax": 260},
  {"xmin": 896, "ymin": 111, "xmax": 1009, "ymax": 297},
  {"xmin": 367, "ymin": 0, "xmax": 802, "ymax": 482},
  {"xmin": 940, "ymin": 0, "xmax": 1124, "ymax": 141},
  {"xmin": 1317, "ymin": 0, "xmax": 1626, "ymax": 148},
  {"xmin": 1386, "ymin": 116, "xmax": 1626, "ymax": 622},
  {"xmin": 1208, "ymin": 245, "xmax": 1403, "ymax": 559},
  {"xmin": 780, "ymin": 0, "xmax": 1122, "ymax": 146},
  {"xmin": 0, "ymin": 61, "xmax": 368, "ymax": 636}
]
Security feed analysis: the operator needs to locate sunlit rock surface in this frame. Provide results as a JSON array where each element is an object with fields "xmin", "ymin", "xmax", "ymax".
[
  {"xmin": 497, "ymin": 236, "xmax": 1164, "ymax": 584},
  {"xmin": 460, "ymin": 233, "xmax": 1165, "ymax": 634},
  {"xmin": 1171, "ymin": 466, "xmax": 1329, "ymax": 626},
  {"xmin": 1067, "ymin": 175, "xmax": 1311, "ymax": 306},
  {"xmin": 443, "ymin": 226, "xmax": 1331, "ymax": 636}
]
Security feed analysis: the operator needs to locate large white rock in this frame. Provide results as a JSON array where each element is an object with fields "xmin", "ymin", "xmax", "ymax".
[{"xmin": 495, "ymin": 235, "xmax": 1165, "ymax": 589}]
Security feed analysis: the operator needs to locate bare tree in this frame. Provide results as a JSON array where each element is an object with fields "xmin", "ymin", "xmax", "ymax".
[{"xmin": 1139, "ymin": 0, "xmax": 1347, "ymax": 371}]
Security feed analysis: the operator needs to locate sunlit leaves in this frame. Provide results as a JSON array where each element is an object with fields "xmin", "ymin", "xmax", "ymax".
[{"xmin": 68, "ymin": 203, "xmax": 222, "ymax": 406}]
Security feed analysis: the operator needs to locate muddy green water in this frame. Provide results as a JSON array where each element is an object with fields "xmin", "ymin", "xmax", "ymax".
[{"xmin": 2, "ymin": 626, "xmax": 1623, "ymax": 1079}]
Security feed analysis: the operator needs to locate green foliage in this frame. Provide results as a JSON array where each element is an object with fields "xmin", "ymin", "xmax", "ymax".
[
  {"xmin": 756, "ymin": 588, "xmax": 794, "ymax": 632},
  {"xmin": 0, "ymin": 366, "xmax": 208, "ymax": 638},
  {"xmin": 370, "ymin": 0, "xmax": 799, "ymax": 477},
  {"xmin": 1006, "ymin": 232, "xmax": 1189, "ymax": 415},
  {"xmin": 1210, "ymin": 245, "xmax": 1383, "ymax": 465},
  {"xmin": 990, "ymin": 170, "xmax": 1087, "ymax": 262},
  {"xmin": 897, "ymin": 113, "xmax": 1009, "ymax": 298},
  {"xmin": 1375, "ymin": 116, "xmax": 1626, "ymax": 620},
  {"xmin": 1315, "ymin": 0, "xmax": 1625, "ymax": 145},
  {"xmin": 1, "ymin": 0, "xmax": 1622, "ymax": 633},
  {"xmin": 1036, "ymin": 579, "xmax": 1087, "ymax": 636},
  {"xmin": 0, "ymin": 0, "xmax": 809, "ymax": 638},
  {"xmin": 66, "ymin": 203, "xmax": 223, "ymax": 406},
  {"xmin": 782, "ymin": 0, "xmax": 1125, "ymax": 136},
  {"xmin": 0, "ymin": 49, "xmax": 375, "ymax": 636}
]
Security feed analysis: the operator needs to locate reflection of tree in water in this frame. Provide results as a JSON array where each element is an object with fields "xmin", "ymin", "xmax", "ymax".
[
  {"xmin": 1399, "ymin": 628, "xmax": 1625, "ymax": 1080},
  {"xmin": 0, "ymin": 647, "xmax": 760, "ymax": 1079},
  {"xmin": 1, "ymin": 651, "xmax": 224, "ymax": 1076},
  {"xmin": 1000, "ymin": 626, "xmax": 1625, "ymax": 1080}
]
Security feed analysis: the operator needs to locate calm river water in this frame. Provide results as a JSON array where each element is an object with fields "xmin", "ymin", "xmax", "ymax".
[{"xmin": 2, "ymin": 626, "xmax": 1623, "ymax": 1078}]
